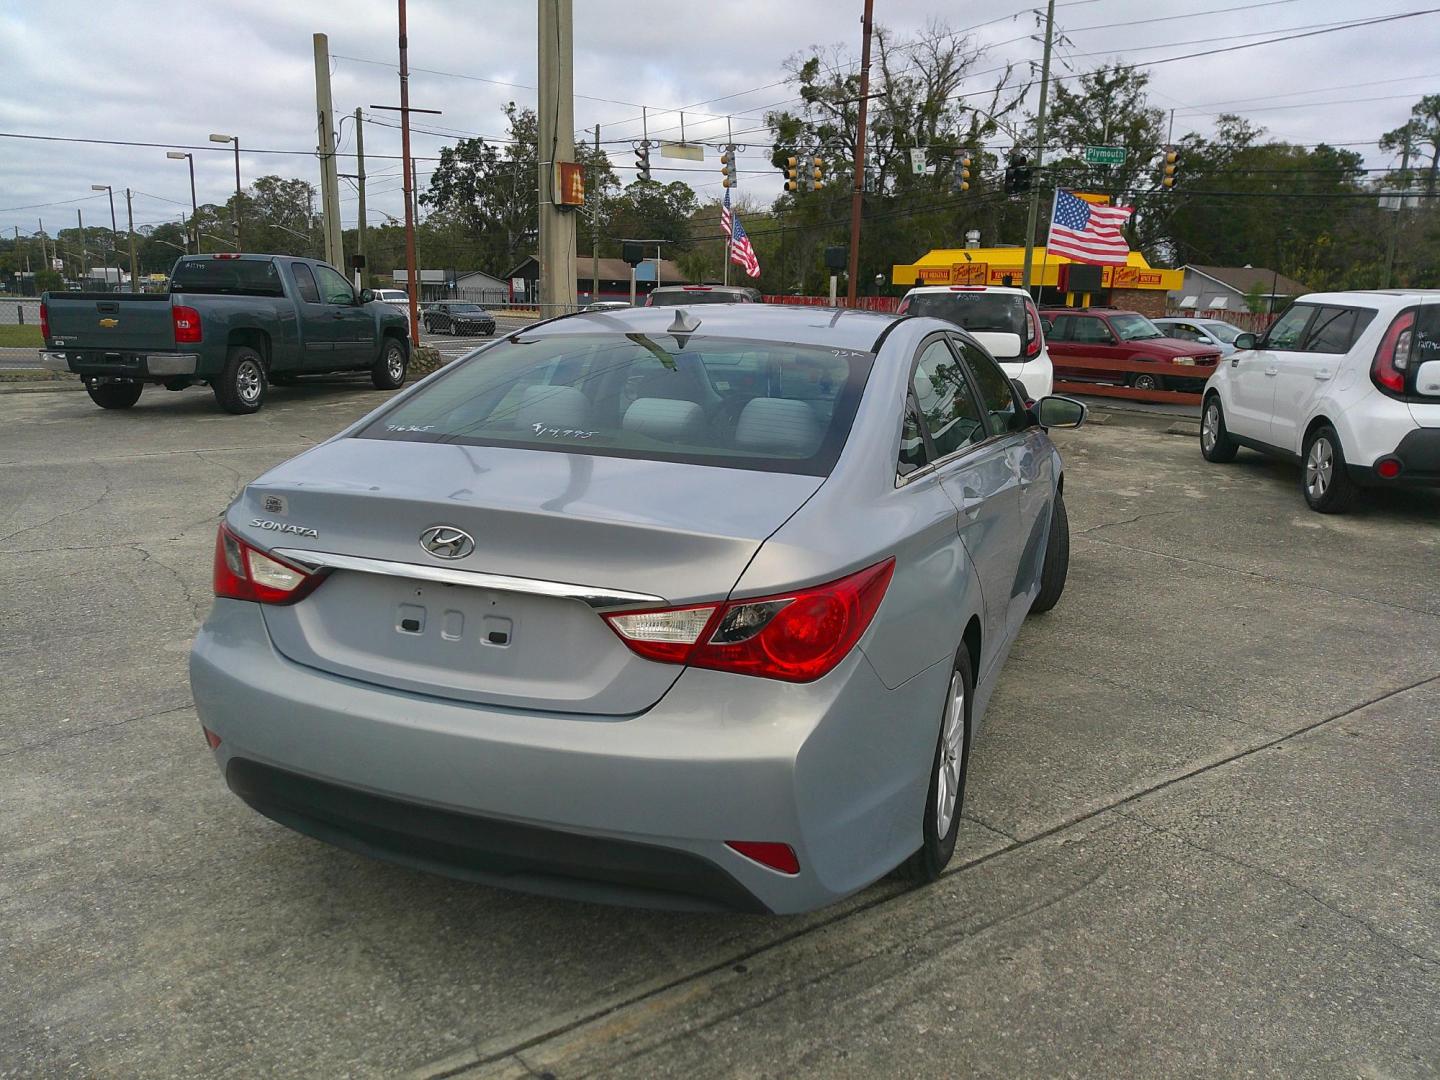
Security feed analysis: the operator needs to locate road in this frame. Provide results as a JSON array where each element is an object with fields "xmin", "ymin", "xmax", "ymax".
[{"xmin": 1, "ymin": 385, "xmax": 1436, "ymax": 1078}]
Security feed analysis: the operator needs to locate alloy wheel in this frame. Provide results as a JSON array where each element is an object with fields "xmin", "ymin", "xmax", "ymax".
[
  {"xmin": 934, "ymin": 671, "xmax": 966, "ymax": 837},
  {"xmin": 1306, "ymin": 437, "xmax": 1333, "ymax": 498},
  {"xmin": 236, "ymin": 359, "xmax": 263, "ymax": 405},
  {"xmin": 1202, "ymin": 403, "xmax": 1219, "ymax": 453},
  {"xmin": 386, "ymin": 346, "xmax": 405, "ymax": 381}
]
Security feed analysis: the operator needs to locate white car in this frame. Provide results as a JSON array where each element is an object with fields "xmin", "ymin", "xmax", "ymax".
[
  {"xmin": 897, "ymin": 285, "xmax": 1053, "ymax": 400},
  {"xmin": 1153, "ymin": 316, "xmax": 1244, "ymax": 357},
  {"xmin": 372, "ymin": 289, "xmax": 410, "ymax": 308},
  {"xmin": 1200, "ymin": 291, "xmax": 1440, "ymax": 512}
]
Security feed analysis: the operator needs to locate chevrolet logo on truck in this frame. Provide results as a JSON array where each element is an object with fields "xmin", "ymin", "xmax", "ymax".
[{"xmin": 98, "ymin": 318, "xmax": 118, "ymax": 328}]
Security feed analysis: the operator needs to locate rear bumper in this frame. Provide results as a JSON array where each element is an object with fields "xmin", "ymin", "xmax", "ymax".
[
  {"xmin": 1001, "ymin": 356, "xmax": 1053, "ymax": 400},
  {"xmin": 41, "ymin": 350, "xmax": 198, "ymax": 378},
  {"xmin": 190, "ymin": 599, "xmax": 947, "ymax": 914},
  {"xmin": 1347, "ymin": 425, "xmax": 1440, "ymax": 489}
]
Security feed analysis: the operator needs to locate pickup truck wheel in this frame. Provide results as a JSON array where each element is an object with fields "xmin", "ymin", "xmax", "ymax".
[
  {"xmin": 86, "ymin": 381, "xmax": 143, "ymax": 410},
  {"xmin": 372, "ymin": 338, "xmax": 408, "ymax": 390},
  {"xmin": 213, "ymin": 347, "xmax": 268, "ymax": 414}
]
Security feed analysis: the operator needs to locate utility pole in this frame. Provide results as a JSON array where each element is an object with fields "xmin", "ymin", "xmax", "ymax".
[
  {"xmin": 1021, "ymin": 0, "xmax": 1057, "ymax": 294},
  {"xmin": 125, "ymin": 189, "xmax": 138, "ymax": 289},
  {"xmin": 537, "ymin": 0, "xmax": 578, "ymax": 311},
  {"xmin": 846, "ymin": 0, "xmax": 875, "ymax": 306},
  {"xmin": 1384, "ymin": 141, "xmax": 1412, "ymax": 289},
  {"xmin": 208, "ymin": 134, "xmax": 243, "ymax": 250},
  {"xmin": 354, "ymin": 107, "xmax": 367, "ymax": 288},
  {"xmin": 77, "ymin": 209, "xmax": 88, "ymax": 280},
  {"xmin": 313, "ymin": 33, "xmax": 345, "ymax": 270},
  {"xmin": 399, "ymin": 0, "xmax": 419, "ymax": 339},
  {"xmin": 591, "ymin": 125, "xmax": 600, "ymax": 303},
  {"xmin": 724, "ymin": 115, "xmax": 734, "ymax": 288},
  {"xmin": 411, "ymin": 156, "xmax": 423, "ymax": 297},
  {"xmin": 37, "ymin": 219, "xmax": 47, "ymax": 272}
]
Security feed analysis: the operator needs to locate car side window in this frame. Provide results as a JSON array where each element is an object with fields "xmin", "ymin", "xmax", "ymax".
[
  {"xmin": 314, "ymin": 265, "xmax": 356, "ymax": 306},
  {"xmin": 1263, "ymin": 304, "xmax": 1314, "ymax": 350},
  {"xmin": 908, "ymin": 338, "xmax": 987, "ymax": 464},
  {"xmin": 1302, "ymin": 306, "xmax": 1360, "ymax": 355},
  {"xmin": 1045, "ymin": 316, "xmax": 1070, "ymax": 342},
  {"xmin": 1169, "ymin": 323, "xmax": 1200, "ymax": 341},
  {"xmin": 1070, "ymin": 316, "xmax": 1113, "ymax": 345},
  {"xmin": 898, "ymin": 398, "xmax": 930, "ymax": 475},
  {"xmin": 291, "ymin": 263, "xmax": 321, "ymax": 304},
  {"xmin": 956, "ymin": 339, "xmax": 1022, "ymax": 435}
]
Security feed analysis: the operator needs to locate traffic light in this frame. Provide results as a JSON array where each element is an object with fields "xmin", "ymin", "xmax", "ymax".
[
  {"xmin": 720, "ymin": 145, "xmax": 736, "ymax": 188},
  {"xmin": 1160, "ymin": 145, "xmax": 1179, "ymax": 189},
  {"xmin": 1004, "ymin": 152, "xmax": 1030, "ymax": 195},
  {"xmin": 635, "ymin": 143, "xmax": 651, "ymax": 183},
  {"xmin": 952, "ymin": 149, "xmax": 972, "ymax": 193},
  {"xmin": 809, "ymin": 155, "xmax": 825, "ymax": 192},
  {"xmin": 785, "ymin": 155, "xmax": 800, "ymax": 193}
]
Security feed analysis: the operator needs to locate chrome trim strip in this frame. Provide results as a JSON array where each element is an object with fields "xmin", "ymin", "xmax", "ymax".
[
  {"xmin": 40, "ymin": 352, "xmax": 71, "ymax": 373},
  {"xmin": 270, "ymin": 548, "xmax": 666, "ymax": 611}
]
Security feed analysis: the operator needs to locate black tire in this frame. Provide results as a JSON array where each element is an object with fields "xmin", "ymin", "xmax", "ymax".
[
  {"xmin": 212, "ymin": 346, "xmax": 268, "ymax": 415},
  {"xmin": 1301, "ymin": 424, "xmax": 1359, "ymax": 513},
  {"xmin": 1030, "ymin": 493, "xmax": 1070, "ymax": 615},
  {"xmin": 1200, "ymin": 395, "xmax": 1239, "ymax": 463},
  {"xmin": 450, "ymin": 320, "xmax": 460, "ymax": 336},
  {"xmin": 86, "ymin": 381, "xmax": 143, "ymax": 410},
  {"xmin": 894, "ymin": 646, "xmax": 973, "ymax": 884},
  {"xmin": 1127, "ymin": 371, "xmax": 1162, "ymax": 392},
  {"xmin": 371, "ymin": 336, "xmax": 408, "ymax": 390}
]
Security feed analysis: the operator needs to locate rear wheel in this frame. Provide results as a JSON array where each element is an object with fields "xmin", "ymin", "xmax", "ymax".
[
  {"xmin": 1127, "ymin": 371, "xmax": 1162, "ymax": 392},
  {"xmin": 1030, "ymin": 492, "xmax": 1070, "ymax": 615},
  {"xmin": 1200, "ymin": 395, "xmax": 1239, "ymax": 463},
  {"xmin": 213, "ymin": 346, "xmax": 267, "ymax": 414},
  {"xmin": 894, "ymin": 648, "xmax": 972, "ymax": 883},
  {"xmin": 86, "ymin": 381, "xmax": 143, "ymax": 410},
  {"xmin": 371, "ymin": 337, "xmax": 408, "ymax": 390},
  {"xmin": 1302, "ymin": 424, "xmax": 1359, "ymax": 513}
]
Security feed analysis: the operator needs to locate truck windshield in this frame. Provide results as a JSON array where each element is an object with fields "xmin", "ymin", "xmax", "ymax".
[
  {"xmin": 171, "ymin": 259, "xmax": 285, "ymax": 297},
  {"xmin": 1110, "ymin": 313, "xmax": 1165, "ymax": 341}
]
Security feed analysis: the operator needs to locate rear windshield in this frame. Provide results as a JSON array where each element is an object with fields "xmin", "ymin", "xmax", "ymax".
[
  {"xmin": 170, "ymin": 258, "xmax": 284, "ymax": 296},
  {"xmin": 357, "ymin": 332, "xmax": 874, "ymax": 476},
  {"xmin": 649, "ymin": 290, "xmax": 747, "ymax": 306},
  {"xmin": 906, "ymin": 292, "xmax": 1026, "ymax": 336}
]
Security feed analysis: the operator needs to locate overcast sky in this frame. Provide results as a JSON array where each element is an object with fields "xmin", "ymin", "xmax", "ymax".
[{"xmin": 1, "ymin": 0, "xmax": 1435, "ymax": 242}]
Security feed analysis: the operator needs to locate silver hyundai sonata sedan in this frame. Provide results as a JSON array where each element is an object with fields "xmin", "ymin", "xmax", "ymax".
[{"xmin": 190, "ymin": 303, "xmax": 1083, "ymax": 914}]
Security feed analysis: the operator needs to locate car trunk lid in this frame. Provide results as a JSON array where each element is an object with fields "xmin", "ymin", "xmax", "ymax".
[
  {"xmin": 44, "ymin": 294, "xmax": 175, "ymax": 353},
  {"xmin": 240, "ymin": 438, "xmax": 821, "ymax": 715}
]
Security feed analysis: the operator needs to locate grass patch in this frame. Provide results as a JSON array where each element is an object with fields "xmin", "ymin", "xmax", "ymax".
[{"xmin": 0, "ymin": 325, "xmax": 43, "ymax": 347}]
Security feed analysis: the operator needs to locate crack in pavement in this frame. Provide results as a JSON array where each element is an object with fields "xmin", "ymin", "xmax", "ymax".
[
  {"xmin": 1076, "ymin": 533, "xmax": 1440, "ymax": 620},
  {"xmin": 0, "ymin": 702, "xmax": 193, "ymax": 760},
  {"xmin": 419, "ymin": 670, "xmax": 1440, "ymax": 1079},
  {"xmin": 1076, "ymin": 508, "xmax": 1182, "ymax": 536},
  {"xmin": 0, "ymin": 469, "xmax": 114, "ymax": 545},
  {"xmin": 1118, "ymin": 809, "xmax": 1439, "ymax": 969}
]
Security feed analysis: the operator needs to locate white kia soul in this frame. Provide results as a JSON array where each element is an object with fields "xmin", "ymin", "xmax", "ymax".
[
  {"xmin": 898, "ymin": 285, "xmax": 1054, "ymax": 400},
  {"xmin": 1200, "ymin": 291, "xmax": 1440, "ymax": 512}
]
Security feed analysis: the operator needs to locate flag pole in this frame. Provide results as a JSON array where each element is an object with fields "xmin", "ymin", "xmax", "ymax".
[{"xmin": 1038, "ymin": 186, "xmax": 1058, "ymax": 303}]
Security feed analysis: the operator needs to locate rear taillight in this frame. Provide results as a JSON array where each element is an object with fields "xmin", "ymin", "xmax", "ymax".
[
  {"xmin": 173, "ymin": 304, "xmax": 202, "ymax": 344},
  {"xmin": 39, "ymin": 300, "xmax": 50, "ymax": 340},
  {"xmin": 1024, "ymin": 303, "xmax": 1042, "ymax": 360},
  {"xmin": 213, "ymin": 524, "xmax": 322, "ymax": 605},
  {"xmin": 603, "ymin": 558, "xmax": 895, "ymax": 683},
  {"xmin": 1372, "ymin": 310, "xmax": 1415, "ymax": 395}
]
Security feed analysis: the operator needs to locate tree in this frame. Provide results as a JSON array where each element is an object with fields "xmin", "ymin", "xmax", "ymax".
[
  {"xmin": 605, "ymin": 181, "xmax": 699, "ymax": 253},
  {"xmin": 1380, "ymin": 95, "xmax": 1440, "ymax": 197}
]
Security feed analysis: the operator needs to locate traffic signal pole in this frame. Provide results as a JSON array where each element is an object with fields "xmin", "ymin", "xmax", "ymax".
[
  {"xmin": 845, "ymin": 0, "xmax": 874, "ymax": 306},
  {"xmin": 1021, "ymin": 0, "xmax": 1056, "ymax": 294}
]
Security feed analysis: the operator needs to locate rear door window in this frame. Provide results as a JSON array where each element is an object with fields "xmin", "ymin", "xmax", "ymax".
[
  {"xmin": 357, "ymin": 332, "xmax": 874, "ymax": 477},
  {"xmin": 1302, "ymin": 306, "xmax": 1373, "ymax": 354},
  {"xmin": 291, "ymin": 263, "xmax": 321, "ymax": 304}
]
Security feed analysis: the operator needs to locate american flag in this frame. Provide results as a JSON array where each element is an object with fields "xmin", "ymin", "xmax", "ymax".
[
  {"xmin": 1046, "ymin": 189, "xmax": 1133, "ymax": 265},
  {"xmin": 729, "ymin": 213, "xmax": 760, "ymax": 279},
  {"xmin": 720, "ymin": 188, "xmax": 733, "ymax": 238}
]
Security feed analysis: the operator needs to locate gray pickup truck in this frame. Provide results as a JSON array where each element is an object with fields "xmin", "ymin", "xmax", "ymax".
[{"xmin": 41, "ymin": 254, "xmax": 411, "ymax": 414}]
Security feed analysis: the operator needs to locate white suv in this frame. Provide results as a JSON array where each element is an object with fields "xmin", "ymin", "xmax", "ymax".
[
  {"xmin": 898, "ymin": 285, "xmax": 1053, "ymax": 400},
  {"xmin": 1200, "ymin": 291, "xmax": 1440, "ymax": 512}
]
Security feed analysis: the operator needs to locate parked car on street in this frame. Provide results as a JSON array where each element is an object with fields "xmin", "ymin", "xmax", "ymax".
[
  {"xmin": 1153, "ymin": 316, "xmax": 1245, "ymax": 356},
  {"xmin": 1200, "ymin": 291, "xmax": 1440, "ymax": 512},
  {"xmin": 583, "ymin": 301, "xmax": 632, "ymax": 312},
  {"xmin": 373, "ymin": 288, "xmax": 410, "ymax": 308},
  {"xmin": 1041, "ymin": 307, "xmax": 1221, "ymax": 392},
  {"xmin": 190, "ymin": 303, "xmax": 1085, "ymax": 914},
  {"xmin": 422, "ymin": 301, "xmax": 497, "ymax": 336},
  {"xmin": 646, "ymin": 284, "xmax": 760, "ymax": 305},
  {"xmin": 40, "ymin": 254, "xmax": 410, "ymax": 414},
  {"xmin": 897, "ymin": 284, "xmax": 1053, "ymax": 400}
]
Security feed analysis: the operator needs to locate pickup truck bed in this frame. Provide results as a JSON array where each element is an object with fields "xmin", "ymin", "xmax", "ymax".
[{"xmin": 41, "ymin": 254, "xmax": 410, "ymax": 414}]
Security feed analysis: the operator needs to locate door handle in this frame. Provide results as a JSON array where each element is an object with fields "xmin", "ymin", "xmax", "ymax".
[
  {"xmin": 959, "ymin": 487, "xmax": 982, "ymax": 522},
  {"xmin": 1313, "ymin": 369, "xmax": 1331, "ymax": 380},
  {"xmin": 1264, "ymin": 367, "xmax": 1278, "ymax": 377}
]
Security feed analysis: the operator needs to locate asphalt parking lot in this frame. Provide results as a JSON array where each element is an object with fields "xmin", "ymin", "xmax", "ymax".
[{"xmin": 2, "ymin": 381, "xmax": 1437, "ymax": 1078}]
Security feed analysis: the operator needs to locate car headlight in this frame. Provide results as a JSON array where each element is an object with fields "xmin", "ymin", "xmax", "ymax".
[{"xmin": 1173, "ymin": 356, "xmax": 1195, "ymax": 366}]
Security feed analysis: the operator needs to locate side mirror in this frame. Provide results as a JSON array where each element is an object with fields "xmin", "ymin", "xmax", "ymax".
[
  {"xmin": 1035, "ymin": 395, "xmax": 1087, "ymax": 430},
  {"xmin": 359, "ymin": 289, "xmax": 374, "ymax": 304},
  {"xmin": 1233, "ymin": 332, "xmax": 1257, "ymax": 350}
]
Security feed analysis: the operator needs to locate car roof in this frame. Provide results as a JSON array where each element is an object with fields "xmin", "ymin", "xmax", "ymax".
[
  {"xmin": 651, "ymin": 284, "xmax": 754, "ymax": 294},
  {"xmin": 903, "ymin": 285, "xmax": 1030, "ymax": 297},
  {"xmin": 527, "ymin": 301, "xmax": 898, "ymax": 352}
]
